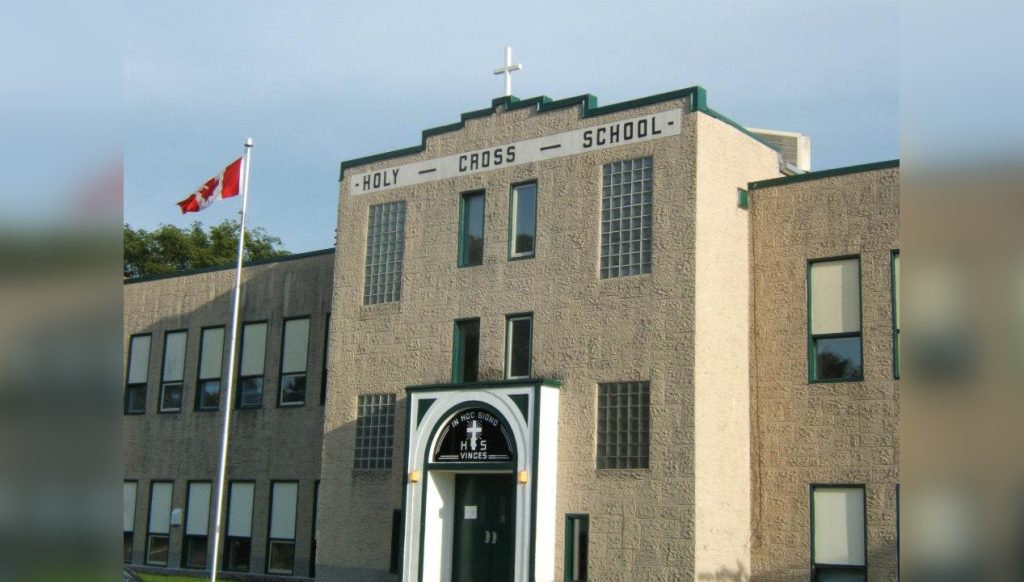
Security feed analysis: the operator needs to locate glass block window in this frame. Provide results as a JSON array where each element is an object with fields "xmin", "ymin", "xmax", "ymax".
[
  {"xmin": 596, "ymin": 381, "xmax": 650, "ymax": 469},
  {"xmin": 600, "ymin": 157, "xmax": 653, "ymax": 279},
  {"xmin": 364, "ymin": 201, "xmax": 406, "ymax": 305},
  {"xmin": 354, "ymin": 393, "xmax": 396, "ymax": 470}
]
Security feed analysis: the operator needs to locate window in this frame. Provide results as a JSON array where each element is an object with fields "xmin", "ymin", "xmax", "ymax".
[
  {"xmin": 811, "ymin": 485, "xmax": 866, "ymax": 581},
  {"xmin": 146, "ymin": 481, "xmax": 173, "ymax": 566},
  {"xmin": 267, "ymin": 481, "xmax": 298, "ymax": 574},
  {"xmin": 182, "ymin": 481, "xmax": 211, "ymax": 569},
  {"xmin": 279, "ymin": 317, "xmax": 310, "ymax": 406},
  {"xmin": 809, "ymin": 258, "xmax": 863, "ymax": 382},
  {"xmin": 458, "ymin": 191, "xmax": 486, "ymax": 267},
  {"xmin": 452, "ymin": 319, "xmax": 480, "ymax": 383},
  {"xmin": 320, "ymin": 314, "xmax": 330, "ymax": 405},
  {"xmin": 225, "ymin": 481, "xmax": 254, "ymax": 572},
  {"xmin": 311, "ymin": 481, "xmax": 320, "ymax": 577},
  {"xmin": 354, "ymin": 393, "xmax": 396, "ymax": 470},
  {"xmin": 600, "ymin": 157, "xmax": 653, "ymax": 279},
  {"xmin": 565, "ymin": 514, "xmax": 589, "ymax": 582},
  {"xmin": 389, "ymin": 509, "xmax": 402, "ymax": 573},
  {"xmin": 364, "ymin": 201, "xmax": 406, "ymax": 304},
  {"xmin": 124, "ymin": 481, "xmax": 137, "ymax": 562},
  {"xmin": 597, "ymin": 381, "xmax": 650, "ymax": 469},
  {"xmin": 196, "ymin": 327, "xmax": 224, "ymax": 411},
  {"xmin": 505, "ymin": 314, "xmax": 533, "ymax": 379},
  {"xmin": 237, "ymin": 322, "xmax": 267, "ymax": 408},
  {"xmin": 159, "ymin": 330, "xmax": 187, "ymax": 413},
  {"xmin": 125, "ymin": 334, "xmax": 151, "ymax": 414},
  {"xmin": 892, "ymin": 251, "xmax": 901, "ymax": 379},
  {"xmin": 509, "ymin": 182, "xmax": 537, "ymax": 259}
]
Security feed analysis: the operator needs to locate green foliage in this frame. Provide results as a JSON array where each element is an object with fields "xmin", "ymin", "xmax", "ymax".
[{"xmin": 124, "ymin": 220, "xmax": 289, "ymax": 278}]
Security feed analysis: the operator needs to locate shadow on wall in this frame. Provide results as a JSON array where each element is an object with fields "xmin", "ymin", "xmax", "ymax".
[{"xmin": 698, "ymin": 561, "xmax": 748, "ymax": 582}]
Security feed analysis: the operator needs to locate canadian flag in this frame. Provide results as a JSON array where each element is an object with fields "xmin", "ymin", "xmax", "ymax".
[{"xmin": 176, "ymin": 157, "xmax": 243, "ymax": 214}]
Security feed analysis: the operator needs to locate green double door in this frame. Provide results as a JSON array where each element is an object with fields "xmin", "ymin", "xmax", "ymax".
[{"xmin": 452, "ymin": 473, "xmax": 516, "ymax": 582}]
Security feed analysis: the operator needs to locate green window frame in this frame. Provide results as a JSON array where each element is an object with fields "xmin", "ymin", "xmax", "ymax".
[
  {"xmin": 810, "ymin": 484, "xmax": 867, "ymax": 581},
  {"xmin": 236, "ymin": 321, "xmax": 268, "ymax": 409},
  {"xmin": 158, "ymin": 330, "xmax": 187, "ymax": 413},
  {"xmin": 278, "ymin": 317, "xmax": 310, "ymax": 407},
  {"xmin": 892, "ymin": 250, "xmax": 900, "ymax": 379},
  {"xmin": 181, "ymin": 480, "xmax": 212, "ymax": 570},
  {"xmin": 564, "ymin": 514, "xmax": 589, "ymax": 581},
  {"xmin": 452, "ymin": 318, "xmax": 481, "ymax": 383},
  {"xmin": 124, "ymin": 333, "xmax": 151, "ymax": 415},
  {"xmin": 504, "ymin": 313, "xmax": 533, "ymax": 379},
  {"xmin": 195, "ymin": 326, "xmax": 224, "ymax": 411},
  {"xmin": 458, "ymin": 191, "xmax": 486, "ymax": 267},
  {"xmin": 808, "ymin": 256, "xmax": 864, "ymax": 383},
  {"xmin": 508, "ymin": 182, "xmax": 537, "ymax": 260}
]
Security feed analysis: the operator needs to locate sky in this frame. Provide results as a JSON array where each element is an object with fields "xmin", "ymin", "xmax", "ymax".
[{"xmin": 124, "ymin": 0, "xmax": 898, "ymax": 253}]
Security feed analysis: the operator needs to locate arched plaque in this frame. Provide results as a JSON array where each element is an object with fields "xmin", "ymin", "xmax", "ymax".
[{"xmin": 431, "ymin": 407, "xmax": 514, "ymax": 464}]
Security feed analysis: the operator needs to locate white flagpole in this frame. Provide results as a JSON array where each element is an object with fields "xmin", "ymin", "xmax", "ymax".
[{"xmin": 209, "ymin": 138, "xmax": 253, "ymax": 582}]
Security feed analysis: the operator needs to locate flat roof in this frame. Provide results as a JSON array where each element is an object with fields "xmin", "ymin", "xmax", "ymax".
[
  {"xmin": 748, "ymin": 159, "xmax": 899, "ymax": 190},
  {"xmin": 124, "ymin": 247, "xmax": 335, "ymax": 285}
]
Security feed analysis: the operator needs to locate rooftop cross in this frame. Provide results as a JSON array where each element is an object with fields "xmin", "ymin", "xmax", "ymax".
[{"xmin": 493, "ymin": 46, "xmax": 522, "ymax": 97}]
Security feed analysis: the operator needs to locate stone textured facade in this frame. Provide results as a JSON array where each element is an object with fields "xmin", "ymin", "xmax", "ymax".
[
  {"xmin": 123, "ymin": 250, "xmax": 334, "ymax": 578},
  {"xmin": 748, "ymin": 165, "xmax": 900, "ymax": 581}
]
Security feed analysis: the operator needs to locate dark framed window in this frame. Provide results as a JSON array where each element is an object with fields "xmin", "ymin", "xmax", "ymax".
[
  {"xmin": 354, "ymin": 393, "xmax": 396, "ymax": 470},
  {"xmin": 459, "ymin": 190, "xmax": 486, "ymax": 267},
  {"xmin": 509, "ymin": 182, "xmax": 537, "ymax": 259},
  {"xmin": 892, "ymin": 251, "xmax": 900, "ymax": 379},
  {"xmin": 452, "ymin": 318, "xmax": 480, "ymax": 383},
  {"xmin": 320, "ymin": 313, "xmax": 330, "ymax": 405},
  {"xmin": 364, "ymin": 201, "xmax": 406, "ymax": 304},
  {"xmin": 158, "ymin": 330, "xmax": 187, "ymax": 413},
  {"xmin": 811, "ymin": 485, "xmax": 867, "ymax": 581},
  {"xmin": 389, "ymin": 509, "xmax": 402, "ymax": 573},
  {"xmin": 145, "ymin": 481, "xmax": 173, "ymax": 566},
  {"xmin": 505, "ymin": 314, "xmax": 533, "ymax": 379},
  {"xmin": 182, "ymin": 481, "xmax": 211, "ymax": 569},
  {"xmin": 310, "ymin": 481, "xmax": 320, "ymax": 577},
  {"xmin": 224, "ymin": 481, "xmax": 254, "ymax": 572},
  {"xmin": 808, "ymin": 257, "xmax": 863, "ymax": 382},
  {"xmin": 279, "ymin": 317, "xmax": 310, "ymax": 407},
  {"xmin": 123, "ymin": 481, "xmax": 137, "ymax": 562},
  {"xmin": 600, "ymin": 157, "xmax": 653, "ymax": 279},
  {"xmin": 597, "ymin": 381, "xmax": 650, "ymax": 469},
  {"xmin": 267, "ymin": 481, "xmax": 299, "ymax": 575},
  {"xmin": 237, "ymin": 322, "xmax": 267, "ymax": 408},
  {"xmin": 564, "ymin": 514, "xmax": 589, "ymax": 581},
  {"xmin": 196, "ymin": 326, "xmax": 224, "ymax": 411},
  {"xmin": 124, "ymin": 334, "xmax": 151, "ymax": 414}
]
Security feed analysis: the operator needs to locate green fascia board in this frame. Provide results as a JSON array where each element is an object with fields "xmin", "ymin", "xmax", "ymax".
[
  {"xmin": 406, "ymin": 377, "xmax": 562, "ymax": 394},
  {"xmin": 124, "ymin": 247, "xmax": 335, "ymax": 285},
  {"xmin": 748, "ymin": 159, "xmax": 901, "ymax": 190},
  {"xmin": 702, "ymin": 106, "xmax": 780, "ymax": 152},
  {"xmin": 339, "ymin": 86, "xmax": 713, "ymax": 181}
]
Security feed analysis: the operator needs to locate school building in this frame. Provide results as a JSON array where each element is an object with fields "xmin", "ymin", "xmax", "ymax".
[{"xmin": 124, "ymin": 85, "xmax": 900, "ymax": 582}]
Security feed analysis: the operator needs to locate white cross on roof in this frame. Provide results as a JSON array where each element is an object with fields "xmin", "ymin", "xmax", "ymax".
[{"xmin": 493, "ymin": 46, "xmax": 522, "ymax": 97}]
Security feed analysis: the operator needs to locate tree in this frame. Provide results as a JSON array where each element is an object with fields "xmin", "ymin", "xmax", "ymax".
[{"xmin": 124, "ymin": 220, "xmax": 290, "ymax": 278}]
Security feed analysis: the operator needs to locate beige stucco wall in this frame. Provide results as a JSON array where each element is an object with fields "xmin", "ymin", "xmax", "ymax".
[
  {"xmin": 321, "ymin": 96, "xmax": 710, "ymax": 582},
  {"xmin": 692, "ymin": 114, "xmax": 781, "ymax": 580},
  {"xmin": 748, "ymin": 167, "xmax": 900, "ymax": 581},
  {"xmin": 123, "ymin": 251, "xmax": 333, "ymax": 578}
]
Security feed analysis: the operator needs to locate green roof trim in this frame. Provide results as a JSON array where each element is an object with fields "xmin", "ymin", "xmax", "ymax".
[
  {"xmin": 124, "ymin": 247, "xmax": 335, "ymax": 285},
  {"xmin": 748, "ymin": 159, "xmax": 900, "ymax": 190},
  {"xmin": 337, "ymin": 85, "xmax": 747, "ymax": 181}
]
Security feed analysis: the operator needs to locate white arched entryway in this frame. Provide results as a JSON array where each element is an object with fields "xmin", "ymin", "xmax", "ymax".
[{"xmin": 400, "ymin": 380, "xmax": 560, "ymax": 582}]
